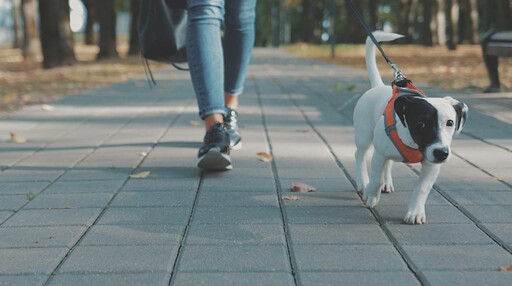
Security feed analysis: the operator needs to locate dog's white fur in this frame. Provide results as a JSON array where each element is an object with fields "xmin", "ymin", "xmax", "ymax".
[{"xmin": 353, "ymin": 31, "xmax": 467, "ymax": 224}]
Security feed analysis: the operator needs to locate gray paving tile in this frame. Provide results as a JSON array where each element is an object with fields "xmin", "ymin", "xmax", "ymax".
[
  {"xmin": 422, "ymin": 271, "xmax": 512, "ymax": 286},
  {"xmin": 122, "ymin": 178, "xmax": 199, "ymax": 192},
  {"xmin": 288, "ymin": 224, "xmax": 389, "ymax": 245},
  {"xmin": 286, "ymin": 206, "xmax": 377, "ymax": 224},
  {"xmin": 464, "ymin": 205, "xmax": 512, "ymax": 223},
  {"xmin": 110, "ymin": 191, "xmax": 195, "ymax": 207},
  {"xmin": 58, "ymin": 245, "xmax": 178, "ymax": 273},
  {"xmin": 0, "ymin": 169, "xmax": 64, "ymax": 183},
  {"xmin": 186, "ymin": 224, "xmax": 284, "ymax": 245},
  {"xmin": 48, "ymin": 273, "xmax": 170, "ymax": 286},
  {"xmin": 293, "ymin": 245, "xmax": 408, "ymax": 271},
  {"xmin": 0, "ymin": 275, "xmax": 47, "ymax": 286},
  {"xmin": 445, "ymin": 190, "xmax": 512, "ymax": 205},
  {"xmin": 282, "ymin": 191, "xmax": 362, "ymax": 207},
  {"xmin": 378, "ymin": 191, "xmax": 450, "ymax": 206},
  {"xmin": 375, "ymin": 205, "xmax": 472, "ymax": 224},
  {"xmin": 203, "ymin": 167, "xmax": 273, "ymax": 180},
  {"xmin": 25, "ymin": 193, "xmax": 114, "ymax": 209},
  {"xmin": 58, "ymin": 168, "xmax": 131, "ymax": 181},
  {"xmin": 387, "ymin": 224, "xmax": 494, "ymax": 245},
  {"xmin": 0, "ymin": 247, "xmax": 68, "ymax": 274},
  {"xmin": 0, "ymin": 195, "xmax": 27, "ymax": 211},
  {"xmin": 80, "ymin": 224, "xmax": 183, "ymax": 246},
  {"xmin": 0, "ymin": 211, "xmax": 13, "ymax": 224},
  {"xmin": 201, "ymin": 177, "xmax": 277, "ymax": 192},
  {"xmin": 0, "ymin": 182, "xmax": 51, "ymax": 195},
  {"xmin": 44, "ymin": 180, "xmax": 125, "ymax": 194},
  {"xmin": 131, "ymin": 167, "xmax": 201, "ymax": 179},
  {"xmin": 177, "ymin": 245, "xmax": 290, "ymax": 272},
  {"xmin": 299, "ymin": 272, "xmax": 420, "ymax": 286},
  {"xmin": 277, "ymin": 168, "xmax": 345, "ymax": 179},
  {"xmin": 192, "ymin": 207, "xmax": 282, "ymax": 224},
  {"xmin": 402, "ymin": 245, "xmax": 512, "ymax": 270},
  {"xmin": 0, "ymin": 226, "xmax": 86, "ymax": 248},
  {"xmin": 279, "ymin": 178, "xmax": 355, "ymax": 193},
  {"xmin": 97, "ymin": 207, "xmax": 190, "ymax": 225},
  {"xmin": 172, "ymin": 272, "xmax": 294, "ymax": 286},
  {"xmin": 3, "ymin": 208, "xmax": 102, "ymax": 227},
  {"xmin": 197, "ymin": 192, "xmax": 278, "ymax": 207},
  {"xmin": 483, "ymin": 223, "xmax": 512, "ymax": 244}
]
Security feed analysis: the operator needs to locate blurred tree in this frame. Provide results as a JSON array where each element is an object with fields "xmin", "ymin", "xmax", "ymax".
[
  {"xmin": 12, "ymin": 0, "xmax": 22, "ymax": 48},
  {"xmin": 82, "ymin": 0, "xmax": 95, "ymax": 45},
  {"xmin": 39, "ymin": 0, "xmax": 76, "ymax": 69},
  {"xmin": 21, "ymin": 0, "xmax": 40, "ymax": 61},
  {"xmin": 128, "ymin": 0, "xmax": 140, "ymax": 55},
  {"xmin": 95, "ymin": 0, "xmax": 118, "ymax": 59}
]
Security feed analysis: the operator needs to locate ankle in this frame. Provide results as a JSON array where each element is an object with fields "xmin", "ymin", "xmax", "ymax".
[
  {"xmin": 204, "ymin": 114, "xmax": 224, "ymax": 130},
  {"xmin": 225, "ymin": 93, "xmax": 239, "ymax": 109}
]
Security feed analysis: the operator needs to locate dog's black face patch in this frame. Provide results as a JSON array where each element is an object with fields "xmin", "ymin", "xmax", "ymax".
[{"xmin": 394, "ymin": 95, "xmax": 439, "ymax": 151}]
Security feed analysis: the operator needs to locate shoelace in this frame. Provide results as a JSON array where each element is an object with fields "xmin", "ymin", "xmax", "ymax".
[{"xmin": 225, "ymin": 108, "xmax": 238, "ymax": 130}]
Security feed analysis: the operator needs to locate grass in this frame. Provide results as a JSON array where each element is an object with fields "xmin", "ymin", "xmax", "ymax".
[
  {"xmin": 285, "ymin": 43, "xmax": 512, "ymax": 92},
  {"xmin": 0, "ymin": 41, "xmax": 166, "ymax": 112}
]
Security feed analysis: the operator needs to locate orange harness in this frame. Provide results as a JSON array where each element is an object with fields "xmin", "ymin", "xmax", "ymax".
[{"xmin": 383, "ymin": 80, "xmax": 425, "ymax": 163}]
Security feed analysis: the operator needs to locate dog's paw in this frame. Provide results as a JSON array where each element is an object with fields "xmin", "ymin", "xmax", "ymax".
[
  {"xmin": 363, "ymin": 192, "xmax": 380, "ymax": 208},
  {"xmin": 381, "ymin": 183, "xmax": 394, "ymax": 193},
  {"xmin": 404, "ymin": 209, "xmax": 426, "ymax": 225}
]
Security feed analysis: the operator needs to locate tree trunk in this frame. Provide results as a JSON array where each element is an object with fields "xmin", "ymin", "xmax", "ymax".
[
  {"xmin": 95, "ymin": 0, "xmax": 118, "ymax": 59},
  {"xmin": 407, "ymin": 0, "xmax": 418, "ymax": 43},
  {"xmin": 21, "ymin": 0, "xmax": 40, "ymax": 61},
  {"xmin": 82, "ymin": 0, "xmax": 95, "ymax": 45},
  {"xmin": 344, "ymin": 0, "xmax": 366, "ymax": 43},
  {"xmin": 445, "ymin": 0, "xmax": 456, "ymax": 49},
  {"xmin": 300, "ymin": 0, "xmax": 314, "ymax": 42},
  {"xmin": 12, "ymin": 0, "xmax": 22, "ymax": 48},
  {"xmin": 39, "ymin": 0, "xmax": 76, "ymax": 69},
  {"xmin": 421, "ymin": 0, "xmax": 434, "ymax": 46},
  {"xmin": 128, "ymin": 0, "xmax": 140, "ymax": 55},
  {"xmin": 368, "ymin": 0, "xmax": 378, "ymax": 30},
  {"xmin": 468, "ymin": 0, "xmax": 479, "ymax": 43},
  {"xmin": 436, "ymin": 0, "xmax": 446, "ymax": 45}
]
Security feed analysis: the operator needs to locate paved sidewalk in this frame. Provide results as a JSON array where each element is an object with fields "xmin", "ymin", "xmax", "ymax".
[{"xmin": 1, "ymin": 49, "xmax": 511, "ymax": 286}]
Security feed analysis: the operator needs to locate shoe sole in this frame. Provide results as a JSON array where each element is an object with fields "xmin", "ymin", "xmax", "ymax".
[
  {"xmin": 197, "ymin": 148, "xmax": 232, "ymax": 171},
  {"xmin": 230, "ymin": 141, "xmax": 242, "ymax": 151}
]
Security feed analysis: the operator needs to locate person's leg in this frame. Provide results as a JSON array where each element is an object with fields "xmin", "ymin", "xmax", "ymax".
[
  {"xmin": 187, "ymin": 0, "xmax": 225, "ymax": 129},
  {"xmin": 223, "ymin": 0, "xmax": 257, "ymax": 109},
  {"xmin": 187, "ymin": 0, "xmax": 231, "ymax": 170}
]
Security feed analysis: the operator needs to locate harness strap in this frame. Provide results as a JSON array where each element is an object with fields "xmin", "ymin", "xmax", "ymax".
[{"xmin": 383, "ymin": 80, "xmax": 425, "ymax": 163}]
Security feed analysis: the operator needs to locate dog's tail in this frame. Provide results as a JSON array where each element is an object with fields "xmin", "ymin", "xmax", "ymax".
[{"xmin": 365, "ymin": 31, "xmax": 404, "ymax": 88}]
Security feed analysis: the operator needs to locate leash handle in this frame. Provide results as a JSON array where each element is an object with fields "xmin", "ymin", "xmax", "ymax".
[{"xmin": 346, "ymin": 0, "xmax": 406, "ymax": 81}]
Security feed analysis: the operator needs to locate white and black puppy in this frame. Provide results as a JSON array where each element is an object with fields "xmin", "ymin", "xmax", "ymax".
[{"xmin": 353, "ymin": 31, "xmax": 468, "ymax": 224}]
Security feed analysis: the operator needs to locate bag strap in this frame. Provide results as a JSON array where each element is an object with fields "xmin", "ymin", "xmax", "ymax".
[{"xmin": 140, "ymin": 54, "xmax": 157, "ymax": 89}]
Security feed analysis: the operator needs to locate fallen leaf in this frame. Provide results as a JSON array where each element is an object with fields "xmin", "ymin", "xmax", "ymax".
[
  {"xmin": 257, "ymin": 152, "xmax": 273, "ymax": 162},
  {"xmin": 129, "ymin": 171, "xmax": 150, "ymax": 179},
  {"xmin": 41, "ymin": 104, "xmax": 55, "ymax": 111},
  {"xmin": 9, "ymin": 132, "xmax": 26, "ymax": 144},
  {"xmin": 189, "ymin": 120, "xmax": 201, "ymax": 127},
  {"xmin": 498, "ymin": 264, "xmax": 512, "ymax": 272},
  {"xmin": 139, "ymin": 151, "xmax": 148, "ymax": 157},
  {"xmin": 282, "ymin": 195, "xmax": 300, "ymax": 201},
  {"xmin": 291, "ymin": 182, "xmax": 316, "ymax": 193}
]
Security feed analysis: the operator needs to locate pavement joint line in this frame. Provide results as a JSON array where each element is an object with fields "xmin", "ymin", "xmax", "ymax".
[
  {"xmin": 41, "ymin": 98, "xmax": 192, "ymax": 286},
  {"xmin": 278, "ymin": 78, "xmax": 429, "ymax": 286},
  {"xmin": 167, "ymin": 171, "xmax": 204, "ymax": 285},
  {"xmin": 254, "ymin": 78, "xmax": 299, "ymax": 286},
  {"xmin": 460, "ymin": 131, "xmax": 512, "ymax": 153},
  {"xmin": 452, "ymin": 151, "xmax": 512, "ymax": 189}
]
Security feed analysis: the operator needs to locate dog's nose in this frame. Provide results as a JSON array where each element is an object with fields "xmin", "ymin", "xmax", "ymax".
[{"xmin": 433, "ymin": 147, "xmax": 449, "ymax": 162}]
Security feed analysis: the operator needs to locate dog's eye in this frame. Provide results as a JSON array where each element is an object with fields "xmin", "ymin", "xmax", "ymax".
[
  {"xmin": 447, "ymin": 120, "xmax": 454, "ymax": 127},
  {"xmin": 416, "ymin": 122, "xmax": 426, "ymax": 128}
]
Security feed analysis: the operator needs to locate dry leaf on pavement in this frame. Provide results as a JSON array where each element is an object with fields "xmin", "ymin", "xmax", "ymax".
[
  {"xmin": 41, "ymin": 104, "xmax": 55, "ymax": 111},
  {"xmin": 9, "ymin": 132, "xmax": 27, "ymax": 144},
  {"xmin": 291, "ymin": 182, "xmax": 316, "ymax": 193},
  {"xmin": 189, "ymin": 120, "xmax": 201, "ymax": 127},
  {"xmin": 139, "ymin": 151, "xmax": 148, "ymax": 157},
  {"xmin": 257, "ymin": 152, "xmax": 273, "ymax": 162},
  {"xmin": 129, "ymin": 171, "xmax": 150, "ymax": 179},
  {"xmin": 282, "ymin": 195, "xmax": 300, "ymax": 201},
  {"xmin": 498, "ymin": 264, "xmax": 512, "ymax": 272}
]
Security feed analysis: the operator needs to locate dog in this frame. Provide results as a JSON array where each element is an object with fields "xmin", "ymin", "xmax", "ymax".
[{"xmin": 353, "ymin": 31, "xmax": 468, "ymax": 224}]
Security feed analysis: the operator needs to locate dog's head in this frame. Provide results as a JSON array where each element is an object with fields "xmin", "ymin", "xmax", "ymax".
[{"xmin": 394, "ymin": 95, "xmax": 468, "ymax": 163}]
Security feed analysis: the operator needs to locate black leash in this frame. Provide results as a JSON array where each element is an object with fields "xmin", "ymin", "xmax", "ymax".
[{"xmin": 346, "ymin": 0, "xmax": 406, "ymax": 81}]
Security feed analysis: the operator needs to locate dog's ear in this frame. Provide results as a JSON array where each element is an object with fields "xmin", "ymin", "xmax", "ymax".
[
  {"xmin": 394, "ymin": 95, "xmax": 415, "ymax": 127},
  {"xmin": 444, "ymin": 96, "xmax": 468, "ymax": 134}
]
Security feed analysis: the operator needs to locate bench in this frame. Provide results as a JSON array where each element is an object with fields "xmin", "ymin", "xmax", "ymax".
[{"xmin": 481, "ymin": 30, "xmax": 512, "ymax": 92}]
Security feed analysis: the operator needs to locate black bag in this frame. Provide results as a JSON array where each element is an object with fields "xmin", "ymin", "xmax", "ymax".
[{"xmin": 138, "ymin": 0, "xmax": 188, "ymax": 64}]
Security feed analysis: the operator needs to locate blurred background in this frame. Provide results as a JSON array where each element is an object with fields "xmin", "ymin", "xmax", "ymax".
[{"xmin": 0, "ymin": 0, "xmax": 511, "ymax": 111}]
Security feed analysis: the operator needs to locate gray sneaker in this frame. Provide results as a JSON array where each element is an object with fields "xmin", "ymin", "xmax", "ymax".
[
  {"xmin": 224, "ymin": 107, "xmax": 242, "ymax": 150},
  {"xmin": 197, "ymin": 123, "xmax": 232, "ymax": 170}
]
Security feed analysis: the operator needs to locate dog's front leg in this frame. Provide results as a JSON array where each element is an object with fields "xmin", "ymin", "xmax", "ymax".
[
  {"xmin": 404, "ymin": 162, "xmax": 441, "ymax": 224},
  {"xmin": 363, "ymin": 153, "xmax": 386, "ymax": 208}
]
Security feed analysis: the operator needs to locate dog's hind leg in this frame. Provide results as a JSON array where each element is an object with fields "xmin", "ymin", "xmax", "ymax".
[
  {"xmin": 363, "ymin": 153, "xmax": 386, "ymax": 208},
  {"xmin": 354, "ymin": 138, "xmax": 372, "ymax": 193},
  {"xmin": 381, "ymin": 160, "xmax": 394, "ymax": 193}
]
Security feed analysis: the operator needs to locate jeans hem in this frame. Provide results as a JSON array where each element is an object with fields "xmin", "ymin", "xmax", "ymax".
[{"xmin": 200, "ymin": 107, "xmax": 227, "ymax": 120}]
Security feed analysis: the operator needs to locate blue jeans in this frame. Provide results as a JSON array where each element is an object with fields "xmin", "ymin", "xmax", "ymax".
[{"xmin": 187, "ymin": 0, "xmax": 257, "ymax": 119}]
